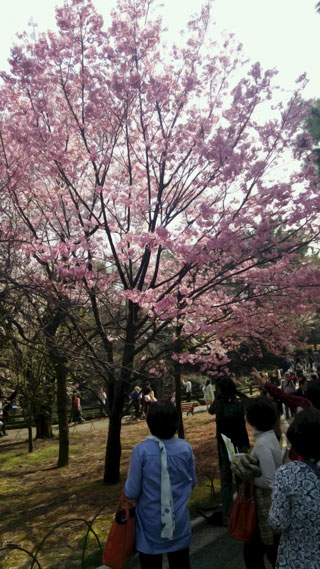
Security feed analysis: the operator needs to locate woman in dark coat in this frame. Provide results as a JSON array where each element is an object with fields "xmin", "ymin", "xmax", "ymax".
[{"xmin": 209, "ymin": 376, "xmax": 249, "ymax": 520}]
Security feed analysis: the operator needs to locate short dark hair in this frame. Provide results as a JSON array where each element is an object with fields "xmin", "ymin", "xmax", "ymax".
[
  {"xmin": 146, "ymin": 400, "xmax": 178, "ymax": 439},
  {"xmin": 287, "ymin": 408, "xmax": 320, "ymax": 461},
  {"xmin": 216, "ymin": 377, "xmax": 237, "ymax": 401},
  {"xmin": 245, "ymin": 397, "xmax": 276, "ymax": 431}
]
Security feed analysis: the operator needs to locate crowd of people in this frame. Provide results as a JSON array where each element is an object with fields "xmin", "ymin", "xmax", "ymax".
[
  {"xmin": 2, "ymin": 354, "xmax": 319, "ymax": 568},
  {"xmin": 124, "ymin": 357, "xmax": 320, "ymax": 569},
  {"xmin": 129, "ymin": 382, "xmax": 157, "ymax": 420},
  {"xmin": 129, "ymin": 377, "xmax": 217, "ymax": 419}
]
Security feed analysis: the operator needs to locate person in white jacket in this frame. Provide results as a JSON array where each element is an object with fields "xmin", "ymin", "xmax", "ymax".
[
  {"xmin": 203, "ymin": 379, "xmax": 215, "ymax": 411},
  {"xmin": 181, "ymin": 379, "xmax": 192, "ymax": 402}
]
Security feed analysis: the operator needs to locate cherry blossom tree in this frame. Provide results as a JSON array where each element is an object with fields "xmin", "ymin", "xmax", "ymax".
[{"xmin": 1, "ymin": 0, "xmax": 320, "ymax": 481}]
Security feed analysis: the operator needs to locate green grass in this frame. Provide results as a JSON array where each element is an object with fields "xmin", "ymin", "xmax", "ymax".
[
  {"xmin": 1, "ymin": 446, "xmax": 57, "ymax": 469},
  {"xmin": 65, "ymin": 479, "xmax": 105, "ymax": 495},
  {"xmin": 41, "ymin": 547, "xmax": 103, "ymax": 569},
  {"xmin": 33, "ymin": 518, "xmax": 106, "ymax": 569},
  {"xmin": 188, "ymin": 480, "xmax": 221, "ymax": 519},
  {"xmin": 0, "ymin": 442, "xmax": 82, "ymax": 470},
  {"xmin": 122, "ymin": 438, "xmax": 139, "ymax": 446},
  {"xmin": 83, "ymin": 549, "xmax": 104, "ymax": 569},
  {"xmin": 0, "ymin": 479, "xmax": 19, "ymax": 501}
]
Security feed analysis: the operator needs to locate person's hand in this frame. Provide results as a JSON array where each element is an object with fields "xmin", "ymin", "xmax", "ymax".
[{"xmin": 251, "ymin": 368, "xmax": 266, "ymax": 386}]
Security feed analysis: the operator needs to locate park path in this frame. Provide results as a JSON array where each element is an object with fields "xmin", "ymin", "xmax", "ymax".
[
  {"xmin": 97, "ymin": 517, "xmax": 273, "ymax": 569},
  {"xmin": 2, "ymin": 403, "xmax": 210, "ymax": 444},
  {"xmin": 1, "ymin": 415, "xmax": 111, "ymax": 444}
]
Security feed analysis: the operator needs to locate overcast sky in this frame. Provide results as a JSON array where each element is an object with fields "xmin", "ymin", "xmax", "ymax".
[{"xmin": 0, "ymin": 0, "xmax": 319, "ymax": 99}]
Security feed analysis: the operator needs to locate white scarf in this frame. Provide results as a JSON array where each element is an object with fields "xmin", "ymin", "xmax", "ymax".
[{"xmin": 147, "ymin": 435, "xmax": 175, "ymax": 540}]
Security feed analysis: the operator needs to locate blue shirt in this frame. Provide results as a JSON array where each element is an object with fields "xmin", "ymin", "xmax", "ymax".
[{"xmin": 125, "ymin": 437, "xmax": 196, "ymax": 554}]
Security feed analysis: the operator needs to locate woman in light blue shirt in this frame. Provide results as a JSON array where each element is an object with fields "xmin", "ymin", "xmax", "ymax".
[{"xmin": 125, "ymin": 400, "xmax": 196, "ymax": 569}]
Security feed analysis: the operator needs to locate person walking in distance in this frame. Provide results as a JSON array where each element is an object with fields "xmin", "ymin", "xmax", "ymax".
[
  {"xmin": 97, "ymin": 386, "xmax": 107, "ymax": 417},
  {"xmin": 70, "ymin": 390, "xmax": 84, "ymax": 423},
  {"xmin": 130, "ymin": 386, "xmax": 142, "ymax": 420},
  {"xmin": 0, "ymin": 392, "xmax": 7, "ymax": 436},
  {"xmin": 203, "ymin": 379, "xmax": 215, "ymax": 411},
  {"xmin": 281, "ymin": 371, "xmax": 295, "ymax": 419},
  {"xmin": 181, "ymin": 379, "xmax": 192, "ymax": 402}
]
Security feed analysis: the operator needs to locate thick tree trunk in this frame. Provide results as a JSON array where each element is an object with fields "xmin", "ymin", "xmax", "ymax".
[
  {"xmin": 103, "ymin": 410, "xmax": 122, "ymax": 483},
  {"xmin": 107, "ymin": 380, "xmax": 114, "ymax": 417},
  {"xmin": 103, "ymin": 373, "xmax": 130, "ymax": 483},
  {"xmin": 103, "ymin": 369, "xmax": 131, "ymax": 483},
  {"xmin": 103, "ymin": 301, "xmax": 137, "ymax": 483},
  {"xmin": 27, "ymin": 424, "xmax": 33, "ymax": 453}
]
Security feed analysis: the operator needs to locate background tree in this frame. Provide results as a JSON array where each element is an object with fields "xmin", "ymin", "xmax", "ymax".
[
  {"xmin": 0, "ymin": 0, "xmax": 320, "ymax": 482},
  {"xmin": 306, "ymin": 99, "xmax": 320, "ymax": 176}
]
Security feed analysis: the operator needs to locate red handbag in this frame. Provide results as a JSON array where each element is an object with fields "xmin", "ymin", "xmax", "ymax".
[
  {"xmin": 228, "ymin": 482, "xmax": 256, "ymax": 542},
  {"xmin": 102, "ymin": 490, "xmax": 136, "ymax": 569}
]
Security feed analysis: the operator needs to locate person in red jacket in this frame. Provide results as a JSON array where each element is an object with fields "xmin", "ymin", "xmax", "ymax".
[
  {"xmin": 251, "ymin": 369, "xmax": 311, "ymax": 416},
  {"xmin": 70, "ymin": 390, "xmax": 84, "ymax": 423}
]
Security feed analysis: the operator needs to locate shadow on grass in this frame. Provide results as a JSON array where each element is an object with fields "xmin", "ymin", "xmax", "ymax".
[
  {"xmin": 31, "ymin": 518, "xmax": 103, "ymax": 568},
  {"xmin": 0, "ymin": 439, "xmax": 33, "ymax": 451},
  {"xmin": 0, "ymin": 533, "xmax": 103, "ymax": 569},
  {"xmin": 5, "ymin": 465, "xmax": 59, "ymax": 478}
]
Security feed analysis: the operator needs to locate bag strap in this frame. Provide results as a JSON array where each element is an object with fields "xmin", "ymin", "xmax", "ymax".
[
  {"xmin": 118, "ymin": 489, "xmax": 130, "ymax": 520},
  {"xmin": 303, "ymin": 460, "xmax": 320, "ymax": 480},
  {"xmin": 239, "ymin": 482, "xmax": 255, "ymax": 501}
]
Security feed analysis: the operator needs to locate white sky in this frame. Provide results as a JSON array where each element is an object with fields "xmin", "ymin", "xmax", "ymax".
[{"xmin": 0, "ymin": 0, "xmax": 319, "ymax": 99}]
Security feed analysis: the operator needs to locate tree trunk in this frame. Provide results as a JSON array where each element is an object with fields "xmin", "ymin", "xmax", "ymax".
[
  {"xmin": 107, "ymin": 379, "xmax": 115, "ymax": 417},
  {"xmin": 56, "ymin": 356, "xmax": 69, "ymax": 467},
  {"xmin": 174, "ymin": 359, "xmax": 184, "ymax": 439},
  {"xmin": 103, "ymin": 410, "xmax": 122, "ymax": 483},
  {"xmin": 103, "ymin": 301, "xmax": 137, "ymax": 483},
  {"xmin": 103, "ymin": 373, "xmax": 130, "ymax": 483},
  {"xmin": 174, "ymin": 319, "xmax": 184, "ymax": 439},
  {"xmin": 27, "ymin": 424, "xmax": 33, "ymax": 453},
  {"xmin": 43, "ymin": 307, "xmax": 69, "ymax": 467},
  {"xmin": 103, "ymin": 369, "xmax": 132, "ymax": 483},
  {"xmin": 162, "ymin": 373, "xmax": 174, "ymax": 399}
]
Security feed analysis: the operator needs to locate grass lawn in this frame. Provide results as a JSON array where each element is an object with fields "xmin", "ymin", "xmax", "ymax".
[{"xmin": 0, "ymin": 413, "xmax": 226, "ymax": 569}]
